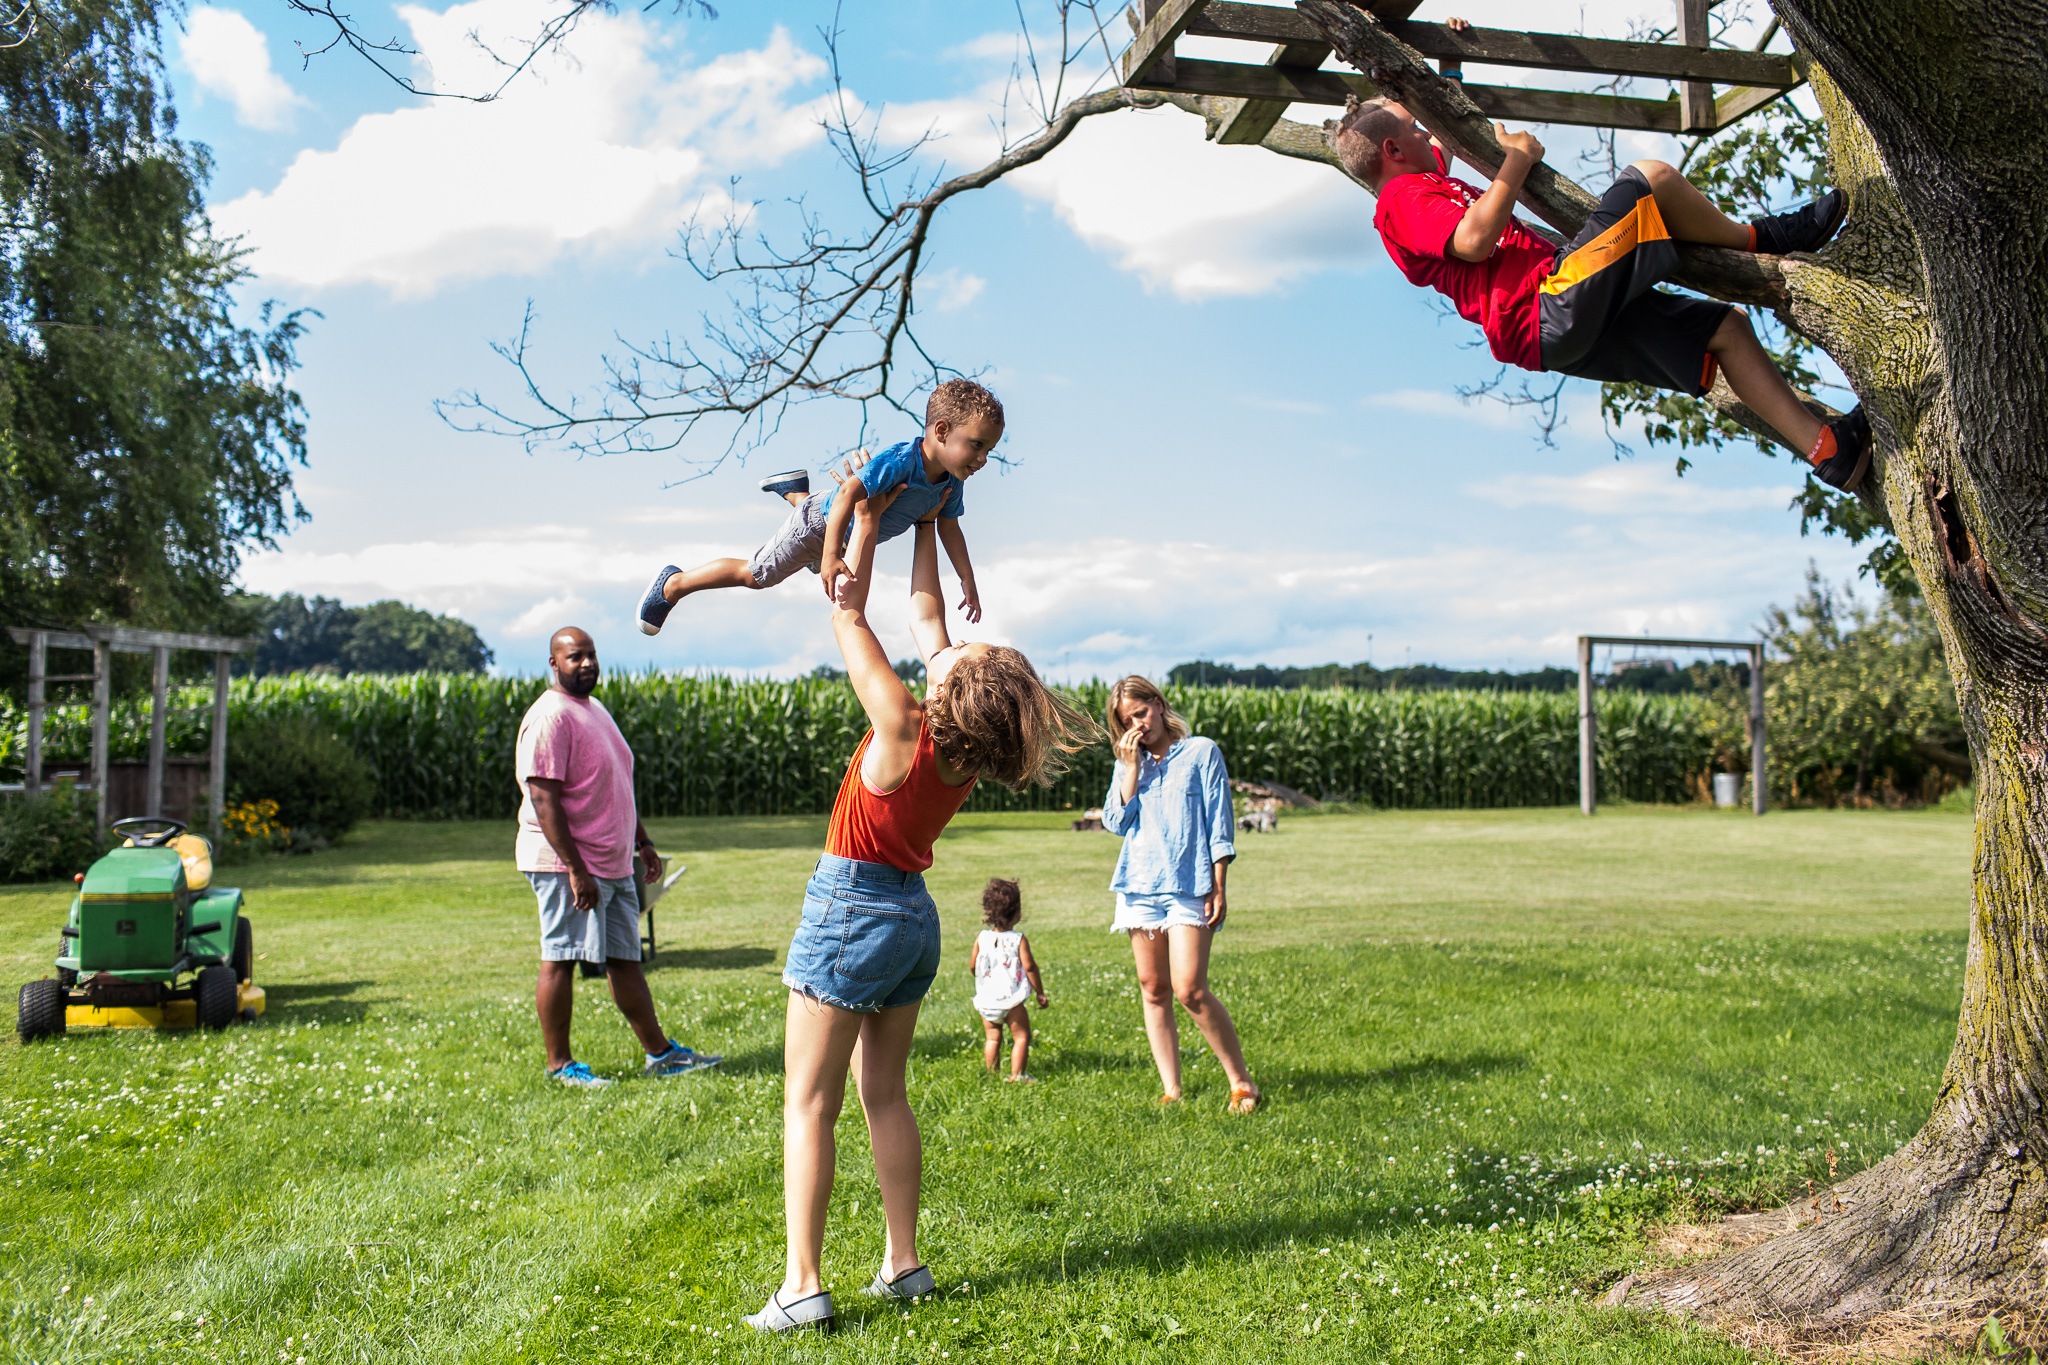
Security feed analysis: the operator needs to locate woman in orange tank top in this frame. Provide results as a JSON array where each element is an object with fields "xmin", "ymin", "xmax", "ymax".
[{"xmin": 747, "ymin": 486, "xmax": 1097, "ymax": 1334}]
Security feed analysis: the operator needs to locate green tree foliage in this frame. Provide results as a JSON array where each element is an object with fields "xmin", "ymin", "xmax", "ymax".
[
  {"xmin": 1711, "ymin": 572, "xmax": 1964, "ymax": 806},
  {"xmin": 0, "ymin": 0, "xmax": 309, "ymax": 680},
  {"xmin": 0, "ymin": 780, "xmax": 104, "ymax": 881},
  {"xmin": 1166, "ymin": 659, "xmax": 1580, "ymax": 692},
  {"xmin": 234, "ymin": 593, "xmax": 493, "ymax": 675}
]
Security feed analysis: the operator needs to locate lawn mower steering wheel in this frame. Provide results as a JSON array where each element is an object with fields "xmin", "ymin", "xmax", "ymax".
[{"xmin": 112, "ymin": 816, "xmax": 188, "ymax": 847}]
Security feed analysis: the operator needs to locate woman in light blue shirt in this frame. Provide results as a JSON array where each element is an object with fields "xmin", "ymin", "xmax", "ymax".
[{"xmin": 1101, "ymin": 676, "xmax": 1260, "ymax": 1113}]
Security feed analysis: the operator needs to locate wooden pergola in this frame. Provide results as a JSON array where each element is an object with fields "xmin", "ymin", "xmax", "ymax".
[
  {"xmin": 7, "ymin": 626, "xmax": 256, "ymax": 838},
  {"xmin": 1122, "ymin": 0, "xmax": 1807, "ymax": 141}
]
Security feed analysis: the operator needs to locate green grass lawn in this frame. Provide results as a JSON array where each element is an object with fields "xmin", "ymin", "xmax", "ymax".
[{"xmin": 0, "ymin": 805, "xmax": 1973, "ymax": 1364}]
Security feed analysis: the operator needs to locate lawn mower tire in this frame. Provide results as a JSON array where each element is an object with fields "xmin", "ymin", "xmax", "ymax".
[
  {"xmin": 232, "ymin": 916, "xmax": 253, "ymax": 984},
  {"xmin": 196, "ymin": 965, "xmax": 238, "ymax": 1031},
  {"xmin": 17, "ymin": 979, "xmax": 66, "ymax": 1042}
]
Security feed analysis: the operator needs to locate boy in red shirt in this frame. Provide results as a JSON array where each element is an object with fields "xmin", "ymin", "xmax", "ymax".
[{"xmin": 1334, "ymin": 58, "xmax": 1870, "ymax": 492}]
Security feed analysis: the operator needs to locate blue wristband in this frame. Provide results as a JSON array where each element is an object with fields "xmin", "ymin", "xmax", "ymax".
[{"xmin": 1442, "ymin": 67, "xmax": 1465, "ymax": 82}]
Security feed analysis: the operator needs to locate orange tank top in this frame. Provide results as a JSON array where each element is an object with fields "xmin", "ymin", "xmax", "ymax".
[{"xmin": 825, "ymin": 722, "xmax": 977, "ymax": 873}]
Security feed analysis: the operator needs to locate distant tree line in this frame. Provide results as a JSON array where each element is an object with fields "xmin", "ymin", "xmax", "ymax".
[
  {"xmin": 231, "ymin": 594, "xmax": 492, "ymax": 676},
  {"xmin": 1165, "ymin": 660, "xmax": 1583, "ymax": 693}
]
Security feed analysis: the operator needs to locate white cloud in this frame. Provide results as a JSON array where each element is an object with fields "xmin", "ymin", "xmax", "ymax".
[
  {"xmin": 1473, "ymin": 464, "xmax": 1800, "ymax": 516},
  {"xmin": 212, "ymin": 4, "xmax": 834, "ymax": 295},
  {"xmin": 241, "ymin": 480, "xmax": 1860, "ymax": 679},
  {"xmin": 879, "ymin": 76, "xmax": 1370, "ymax": 300},
  {"xmin": 179, "ymin": 7, "xmax": 306, "ymax": 131},
  {"xmin": 926, "ymin": 267, "xmax": 987, "ymax": 313}
]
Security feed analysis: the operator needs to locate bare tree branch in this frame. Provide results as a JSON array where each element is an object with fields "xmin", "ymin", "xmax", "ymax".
[
  {"xmin": 282, "ymin": 0, "xmax": 717, "ymax": 104},
  {"xmin": 442, "ymin": 3, "xmax": 1173, "ymax": 464}
]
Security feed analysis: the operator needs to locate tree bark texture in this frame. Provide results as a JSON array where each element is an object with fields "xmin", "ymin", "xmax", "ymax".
[{"xmin": 1293, "ymin": 0, "xmax": 2048, "ymax": 1336}]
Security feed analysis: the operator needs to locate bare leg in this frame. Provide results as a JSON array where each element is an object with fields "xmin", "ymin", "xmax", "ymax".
[
  {"xmin": 853, "ymin": 1002, "xmax": 926, "ymax": 1282},
  {"xmin": 779, "ymin": 992, "xmax": 866, "ymax": 1299},
  {"xmin": 1167, "ymin": 925, "xmax": 1256, "ymax": 1096},
  {"xmin": 1707, "ymin": 310, "xmax": 1826, "ymax": 454},
  {"xmin": 603, "ymin": 957, "xmax": 670, "ymax": 1055},
  {"xmin": 784, "ymin": 491, "xmax": 806, "ymax": 508},
  {"xmin": 1629, "ymin": 160, "xmax": 1751, "ymax": 249},
  {"xmin": 981, "ymin": 1015, "xmax": 1003, "ymax": 1071},
  {"xmin": 661, "ymin": 558, "xmax": 757, "ymax": 605},
  {"xmin": 536, "ymin": 960, "xmax": 576, "ymax": 1071},
  {"xmin": 1130, "ymin": 930, "xmax": 1183, "ymax": 1099},
  {"xmin": 1006, "ymin": 1005, "xmax": 1032, "ymax": 1079}
]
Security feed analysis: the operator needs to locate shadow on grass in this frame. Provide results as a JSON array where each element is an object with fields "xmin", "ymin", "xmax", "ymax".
[
  {"xmin": 1281, "ymin": 1051, "xmax": 1530, "ymax": 1097},
  {"xmin": 650, "ymin": 947, "xmax": 777, "ymax": 973},
  {"xmin": 260, "ymin": 979, "xmax": 380, "ymax": 1025}
]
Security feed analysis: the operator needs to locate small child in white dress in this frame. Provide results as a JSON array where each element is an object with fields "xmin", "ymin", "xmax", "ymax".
[{"xmin": 968, "ymin": 877, "xmax": 1047, "ymax": 1082}]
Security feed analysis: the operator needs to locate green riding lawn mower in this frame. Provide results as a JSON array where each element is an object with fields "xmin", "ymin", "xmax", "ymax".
[{"xmin": 16, "ymin": 816, "xmax": 265, "ymax": 1041}]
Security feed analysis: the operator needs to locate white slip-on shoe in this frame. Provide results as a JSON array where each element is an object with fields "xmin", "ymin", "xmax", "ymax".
[
  {"xmin": 861, "ymin": 1265, "xmax": 936, "ymax": 1300},
  {"xmin": 743, "ymin": 1289, "xmax": 834, "ymax": 1333}
]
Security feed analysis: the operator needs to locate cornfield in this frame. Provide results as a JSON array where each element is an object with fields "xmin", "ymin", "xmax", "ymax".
[{"xmin": 3, "ymin": 675, "xmax": 1718, "ymax": 818}]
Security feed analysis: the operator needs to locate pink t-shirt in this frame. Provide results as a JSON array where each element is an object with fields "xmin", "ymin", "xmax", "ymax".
[{"xmin": 514, "ymin": 689, "xmax": 637, "ymax": 879}]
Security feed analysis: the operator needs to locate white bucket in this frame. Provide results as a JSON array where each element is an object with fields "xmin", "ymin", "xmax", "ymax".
[{"xmin": 1712, "ymin": 773, "xmax": 1741, "ymax": 807}]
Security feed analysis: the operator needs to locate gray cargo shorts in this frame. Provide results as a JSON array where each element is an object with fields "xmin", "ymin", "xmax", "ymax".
[{"xmin": 747, "ymin": 492, "xmax": 834, "ymax": 589}]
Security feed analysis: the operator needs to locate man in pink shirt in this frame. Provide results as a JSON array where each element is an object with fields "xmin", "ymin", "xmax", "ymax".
[{"xmin": 518, "ymin": 626, "xmax": 719, "ymax": 1087}]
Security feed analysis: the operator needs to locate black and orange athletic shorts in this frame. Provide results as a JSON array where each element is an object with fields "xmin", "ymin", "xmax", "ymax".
[{"xmin": 1537, "ymin": 167, "xmax": 1733, "ymax": 397}]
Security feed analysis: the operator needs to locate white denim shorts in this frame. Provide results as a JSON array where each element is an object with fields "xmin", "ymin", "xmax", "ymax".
[{"xmin": 1111, "ymin": 892, "xmax": 1214, "ymax": 936}]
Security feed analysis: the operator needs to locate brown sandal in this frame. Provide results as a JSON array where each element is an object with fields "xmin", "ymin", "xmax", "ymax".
[{"xmin": 1227, "ymin": 1085, "xmax": 1261, "ymax": 1114}]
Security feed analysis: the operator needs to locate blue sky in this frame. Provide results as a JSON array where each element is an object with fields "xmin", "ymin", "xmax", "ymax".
[{"xmin": 179, "ymin": 0, "xmax": 1861, "ymax": 680}]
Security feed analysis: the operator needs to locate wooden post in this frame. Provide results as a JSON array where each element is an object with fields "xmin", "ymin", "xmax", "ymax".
[
  {"xmin": 210, "ymin": 653, "xmax": 230, "ymax": 841},
  {"xmin": 1578, "ymin": 635, "xmax": 1597, "ymax": 816},
  {"xmin": 1750, "ymin": 643, "xmax": 1767, "ymax": 815},
  {"xmin": 1676, "ymin": 0, "xmax": 1716, "ymax": 132},
  {"xmin": 25, "ymin": 630, "xmax": 44, "ymax": 797},
  {"xmin": 146, "ymin": 645, "xmax": 169, "ymax": 820},
  {"xmin": 91, "ymin": 640, "xmax": 110, "ymax": 835}
]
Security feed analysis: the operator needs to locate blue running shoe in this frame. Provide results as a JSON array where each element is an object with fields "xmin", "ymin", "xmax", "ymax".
[
  {"xmin": 548, "ymin": 1060, "xmax": 614, "ymax": 1089},
  {"xmin": 759, "ymin": 469, "xmax": 809, "ymax": 499},
  {"xmin": 637, "ymin": 565, "xmax": 682, "ymax": 637},
  {"xmin": 644, "ymin": 1040, "xmax": 722, "ymax": 1077}
]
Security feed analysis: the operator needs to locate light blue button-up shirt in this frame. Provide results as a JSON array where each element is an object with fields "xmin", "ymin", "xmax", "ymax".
[{"xmin": 1101, "ymin": 736, "xmax": 1237, "ymax": 896}]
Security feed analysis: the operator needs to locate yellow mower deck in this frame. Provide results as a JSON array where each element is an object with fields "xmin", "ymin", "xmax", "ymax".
[{"xmin": 65, "ymin": 981, "xmax": 265, "ymax": 1030}]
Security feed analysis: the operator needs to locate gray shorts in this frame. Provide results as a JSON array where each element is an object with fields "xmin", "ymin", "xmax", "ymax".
[
  {"xmin": 528, "ymin": 871, "xmax": 642, "ymax": 963},
  {"xmin": 747, "ymin": 492, "xmax": 833, "ymax": 589}
]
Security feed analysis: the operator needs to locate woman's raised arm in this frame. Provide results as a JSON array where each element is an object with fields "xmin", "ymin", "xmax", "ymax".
[
  {"xmin": 907, "ymin": 508, "xmax": 952, "ymax": 669},
  {"xmin": 831, "ymin": 491, "xmax": 921, "ymax": 751}
]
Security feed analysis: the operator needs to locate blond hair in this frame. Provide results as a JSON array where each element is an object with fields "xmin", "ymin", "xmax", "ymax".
[
  {"xmin": 926, "ymin": 647, "xmax": 1100, "ymax": 792},
  {"xmin": 1104, "ymin": 675, "xmax": 1192, "ymax": 747},
  {"xmin": 1330, "ymin": 94, "xmax": 1404, "ymax": 185}
]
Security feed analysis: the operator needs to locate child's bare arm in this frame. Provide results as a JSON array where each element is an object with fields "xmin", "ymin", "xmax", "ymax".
[
  {"xmin": 818, "ymin": 478, "xmax": 867, "ymax": 603},
  {"xmin": 934, "ymin": 517, "xmax": 980, "ymax": 623},
  {"xmin": 968, "ymin": 936, "xmax": 980, "ymax": 977},
  {"xmin": 1448, "ymin": 126, "xmax": 1545, "ymax": 261},
  {"xmin": 1018, "ymin": 935, "xmax": 1048, "ymax": 1006}
]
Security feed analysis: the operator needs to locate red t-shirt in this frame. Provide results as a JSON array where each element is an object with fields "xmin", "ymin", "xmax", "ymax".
[
  {"xmin": 825, "ymin": 723, "xmax": 977, "ymax": 873},
  {"xmin": 1373, "ymin": 148, "xmax": 1556, "ymax": 370}
]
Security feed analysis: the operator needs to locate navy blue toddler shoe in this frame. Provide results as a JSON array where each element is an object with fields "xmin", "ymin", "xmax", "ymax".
[
  {"xmin": 637, "ymin": 565, "xmax": 681, "ymax": 636},
  {"xmin": 759, "ymin": 469, "xmax": 810, "ymax": 499}
]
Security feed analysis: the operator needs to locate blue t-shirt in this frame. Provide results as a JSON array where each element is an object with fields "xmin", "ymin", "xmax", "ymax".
[{"xmin": 820, "ymin": 438, "xmax": 965, "ymax": 543}]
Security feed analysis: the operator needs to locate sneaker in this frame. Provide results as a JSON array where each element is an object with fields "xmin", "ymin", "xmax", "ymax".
[
  {"xmin": 1753, "ymin": 188, "xmax": 1847, "ymax": 255},
  {"xmin": 643, "ymin": 1040, "xmax": 722, "ymax": 1077},
  {"xmin": 1811, "ymin": 406, "xmax": 1872, "ymax": 492},
  {"xmin": 548, "ymin": 1060, "xmax": 614, "ymax": 1089},
  {"xmin": 861, "ymin": 1265, "xmax": 935, "ymax": 1300},
  {"xmin": 636, "ymin": 564, "xmax": 682, "ymax": 637},
  {"xmin": 759, "ymin": 469, "xmax": 809, "ymax": 499},
  {"xmin": 744, "ymin": 1289, "xmax": 834, "ymax": 1333}
]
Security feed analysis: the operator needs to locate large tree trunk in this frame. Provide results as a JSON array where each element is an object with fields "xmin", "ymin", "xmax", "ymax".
[
  {"xmin": 1298, "ymin": 0, "xmax": 2048, "ymax": 1339},
  {"xmin": 1632, "ymin": 0, "xmax": 2048, "ymax": 1331}
]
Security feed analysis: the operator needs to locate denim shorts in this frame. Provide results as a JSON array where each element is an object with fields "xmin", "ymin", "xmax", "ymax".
[
  {"xmin": 782, "ymin": 854, "xmax": 943, "ymax": 1012},
  {"xmin": 1111, "ymin": 891, "xmax": 1215, "ymax": 935}
]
